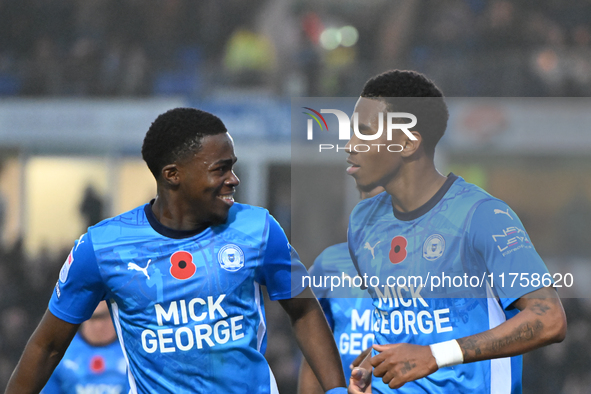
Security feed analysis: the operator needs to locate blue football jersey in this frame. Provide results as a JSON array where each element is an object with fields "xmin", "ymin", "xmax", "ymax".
[
  {"xmin": 348, "ymin": 174, "xmax": 550, "ymax": 394},
  {"xmin": 309, "ymin": 243, "xmax": 374, "ymax": 382},
  {"xmin": 49, "ymin": 202, "xmax": 308, "ymax": 394},
  {"xmin": 42, "ymin": 332, "xmax": 128, "ymax": 394}
]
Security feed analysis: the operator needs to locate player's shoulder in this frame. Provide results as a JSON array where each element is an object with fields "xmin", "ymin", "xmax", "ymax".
[
  {"xmin": 228, "ymin": 202, "xmax": 270, "ymax": 219},
  {"xmin": 350, "ymin": 191, "xmax": 390, "ymax": 223},
  {"xmin": 225, "ymin": 202, "xmax": 273, "ymax": 229},
  {"xmin": 89, "ymin": 204, "xmax": 148, "ymax": 231},
  {"xmin": 86, "ymin": 204, "xmax": 150, "ymax": 243},
  {"xmin": 314, "ymin": 242, "xmax": 356, "ymax": 276},
  {"xmin": 454, "ymin": 176, "xmax": 511, "ymax": 204},
  {"xmin": 221, "ymin": 203, "xmax": 283, "ymax": 245},
  {"xmin": 447, "ymin": 175, "xmax": 508, "ymax": 208},
  {"xmin": 318, "ymin": 242, "xmax": 349, "ymax": 258}
]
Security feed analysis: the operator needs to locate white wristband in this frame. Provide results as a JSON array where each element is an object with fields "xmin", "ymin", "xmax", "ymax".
[{"xmin": 429, "ymin": 339, "xmax": 464, "ymax": 368}]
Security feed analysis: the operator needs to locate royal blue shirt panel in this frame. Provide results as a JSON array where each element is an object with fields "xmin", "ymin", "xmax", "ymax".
[
  {"xmin": 258, "ymin": 214, "xmax": 308, "ymax": 300},
  {"xmin": 49, "ymin": 234, "xmax": 108, "ymax": 324}
]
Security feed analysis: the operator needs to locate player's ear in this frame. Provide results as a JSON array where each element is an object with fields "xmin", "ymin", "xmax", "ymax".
[
  {"xmin": 400, "ymin": 131, "xmax": 422, "ymax": 158},
  {"xmin": 161, "ymin": 164, "xmax": 181, "ymax": 186}
]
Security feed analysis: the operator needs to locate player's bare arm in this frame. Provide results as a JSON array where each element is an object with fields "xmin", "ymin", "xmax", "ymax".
[
  {"xmin": 280, "ymin": 289, "xmax": 347, "ymax": 392},
  {"xmin": 456, "ymin": 286, "xmax": 566, "ymax": 362},
  {"xmin": 298, "ymin": 358, "xmax": 325, "ymax": 394},
  {"xmin": 369, "ymin": 287, "xmax": 566, "ymax": 390},
  {"xmin": 5, "ymin": 310, "xmax": 80, "ymax": 394}
]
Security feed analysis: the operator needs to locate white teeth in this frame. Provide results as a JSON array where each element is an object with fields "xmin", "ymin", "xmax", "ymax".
[{"xmin": 219, "ymin": 195, "xmax": 234, "ymax": 201}]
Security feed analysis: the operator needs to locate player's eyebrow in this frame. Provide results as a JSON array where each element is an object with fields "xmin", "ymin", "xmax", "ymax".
[{"xmin": 211, "ymin": 157, "xmax": 237, "ymax": 167}]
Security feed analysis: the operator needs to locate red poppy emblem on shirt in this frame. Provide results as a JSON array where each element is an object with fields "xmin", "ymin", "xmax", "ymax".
[
  {"xmin": 90, "ymin": 355, "xmax": 105, "ymax": 373},
  {"xmin": 170, "ymin": 251, "xmax": 196, "ymax": 280},
  {"xmin": 389, "ymin": 236, "xmax": 408, "ymax": 264}
]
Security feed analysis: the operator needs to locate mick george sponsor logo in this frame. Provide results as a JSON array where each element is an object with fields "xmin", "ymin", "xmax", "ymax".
[
  {"xmin": 373, "ymin": 284, "xmax": 453, "ymax": 336},
  {"xmin": 302, "ymin": 107, "xmax": 417, "ymax": 152},
  {"xmin": 141, "ymin": 295, "xmax": 246, "ymax": 353},
  {"xmin": 339, "ymin": 308, "xmax": 374, "ymax": 356}
]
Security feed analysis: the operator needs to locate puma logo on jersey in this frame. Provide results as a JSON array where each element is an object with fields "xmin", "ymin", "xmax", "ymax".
[
  {"xmin": 128, "ymin": 259, "xmax": 152, "ymax": 280},
  {"xmin": 364, "ymin": 241, "xmax": 381, "ymax": 259},
  {"xmin": 494, "ymin": 208, "xmax": 512, "ymax": 220},
  {"xmin": 74, "ymin": 234, "xmax": 85, "ymax": 252}
]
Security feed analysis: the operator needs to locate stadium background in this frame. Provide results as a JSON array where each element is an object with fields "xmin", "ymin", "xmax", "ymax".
[{"xmin": 0, "ymin": 0, "xmax": 590, "ymax": 392}]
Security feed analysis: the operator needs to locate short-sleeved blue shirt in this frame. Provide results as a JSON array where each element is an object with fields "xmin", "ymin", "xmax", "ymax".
[
  {"xmin": 348, "ymin": 175, "xmax": 550, "ymax": 394},
  {"xmin": 50, "ymin": 202, "xmax": 308, "ymax": 394}
]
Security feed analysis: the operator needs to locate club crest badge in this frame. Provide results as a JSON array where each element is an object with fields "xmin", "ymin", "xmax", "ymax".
[
  {"xmin": 423, "ymin": 234, "xmax": 445, "ymax": 261},
  {"xmin": 218, "ymin": 244, "xmax": 245, "ymax": 272}
]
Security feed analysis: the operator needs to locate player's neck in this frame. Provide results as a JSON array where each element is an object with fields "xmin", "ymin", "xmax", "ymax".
[
  {"xmin": 385, "ymin": 162, "xmax": 446, "ymax": 214},
  {"xmin": 151, "ymin": 194, "xmax": 210, "ymax": 233}
]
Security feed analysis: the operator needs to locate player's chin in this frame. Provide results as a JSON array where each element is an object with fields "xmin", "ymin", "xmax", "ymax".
[
  {"xmin": 355, "ymin": 179, "xmax": 379, "ymax": 193},
  {"xmin": 210, "ymin": 207, "xmax": 231, "ymax": 226}
]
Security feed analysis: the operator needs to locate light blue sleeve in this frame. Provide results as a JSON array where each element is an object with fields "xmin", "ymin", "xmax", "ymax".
[
  {"xmin": 470, "ymin": 199, "xmax": 551, "ymax": 309},
  {"xmin": 49, "ymin": 233, "xmax": 108, "ymax": 323},
  {"xmin": 257, "ymin": 214, "xmax": 309, "ymax": 300}
]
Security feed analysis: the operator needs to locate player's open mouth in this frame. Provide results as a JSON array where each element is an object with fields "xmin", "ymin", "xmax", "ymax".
[
  {"xmin": 346, "ymin": 159, "xmax": 360, "ymax": 175},
  {"xmin": 218, "ymin": 194, "xmax": 235, "ymax": 206}
]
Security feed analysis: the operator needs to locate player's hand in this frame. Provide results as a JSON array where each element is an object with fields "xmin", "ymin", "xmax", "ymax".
[
  {"xmin": 348, "ymin": 367, "xmax": 372, "ymax": 393},
  {"xmin": 371, "ymin": 343, "xmax": 438, "ymax": 389},
  {"xmin": 350, "ymin": 347, "xmax": 372, "ymax": 370}
]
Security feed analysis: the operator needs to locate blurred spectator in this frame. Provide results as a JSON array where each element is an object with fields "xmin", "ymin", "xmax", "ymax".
[
  {"xmin": 224, "ymin": 27, "xmax": 276, "ymax": 87},
  {"xmin": 79, "ymin": 185, "xmax": 104, "ymax": 229}
]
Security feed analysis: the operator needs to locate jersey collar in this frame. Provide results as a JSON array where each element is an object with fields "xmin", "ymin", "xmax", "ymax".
[{"xmin": 392, "ymin": 173, "xmax": 458, "ymax": 221}]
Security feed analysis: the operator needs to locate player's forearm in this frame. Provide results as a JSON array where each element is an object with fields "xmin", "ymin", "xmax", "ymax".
[
  {"xmin": 5, "ymin": 339, "xmax": 63, "ymax": 393},
  {"xmin": 298, "ymin": 358, "xmax": 325, "ymax": 394},
  {"xmin": 6, "ymin": 310, "xmax": 79, "ymax": 394},
  {"xmin": 281, "ymin": 294, "xmax": 347, "ymax": 391},
  {"xmin": 293, "ymin": 306, "xmax": 346, "ymax": 391},
  {"xmin": 456, "ymin": 288, "xmax": 566, "ymax": 363}
]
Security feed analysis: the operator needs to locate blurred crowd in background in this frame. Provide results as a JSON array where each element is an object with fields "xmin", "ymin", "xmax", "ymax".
[
  {"xmin": 1, "ymin": 0, "xmax": 591, "ymax": 393},
  {"xmin": 1, "ymin": 0, "xmax": 591, "ymax": 97}
]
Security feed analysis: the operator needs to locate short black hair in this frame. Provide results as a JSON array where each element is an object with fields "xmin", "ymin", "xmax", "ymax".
[
  {"xmin": 361, "ymin": 70, "xmax": 449, "ymax": 156},
  {"xmin": 142, "ymin": 108, "xmax": 227, "ymax": 178}
]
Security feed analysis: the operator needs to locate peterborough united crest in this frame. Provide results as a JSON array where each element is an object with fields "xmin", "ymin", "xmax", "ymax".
[
  {"xmin": 423, "ymin": 234, "xmax": 445, "ymax": 261},
  {"xmin": 218, "ymin": 244, "xmax": 245, "ymax": 272}
]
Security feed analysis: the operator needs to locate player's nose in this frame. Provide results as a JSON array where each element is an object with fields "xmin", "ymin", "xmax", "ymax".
[
  {"xmin": 345, "ymin": 138, "xmax": 354, "ymax": 154},
  {"xmin": 226, "ymin": 171, "xmax": 240, "ymax": 187}
]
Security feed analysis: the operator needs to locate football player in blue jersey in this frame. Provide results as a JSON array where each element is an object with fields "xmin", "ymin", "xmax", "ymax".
[
  {"xmin": 41, "ymin": 301, "xmax": 129, "ymax": 394},
  {"xmin": 298, "ymin": 187, "xmax": 384, "ymax": 394},
  {"xmin": 6, "ymin": 108, "xmax": 347, "ymax": 394},
  {"xmin": 344, "ymin": 70, "xmax": 567, "ymax": 393}
]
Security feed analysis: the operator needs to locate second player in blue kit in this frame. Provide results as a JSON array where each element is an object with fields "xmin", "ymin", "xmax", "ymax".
[{"xmin": 344, "ymin": 70, "xmax": 567, "ymax": 393}]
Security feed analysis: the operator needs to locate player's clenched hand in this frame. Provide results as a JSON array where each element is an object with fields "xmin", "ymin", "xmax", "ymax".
[
  {"xmin": 348, "ymin": 367, "xmax": 372, "ymax": 393},
  {"xmin": 371, "ymin": 343, "xmax": 438, "ymax": 389}
]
